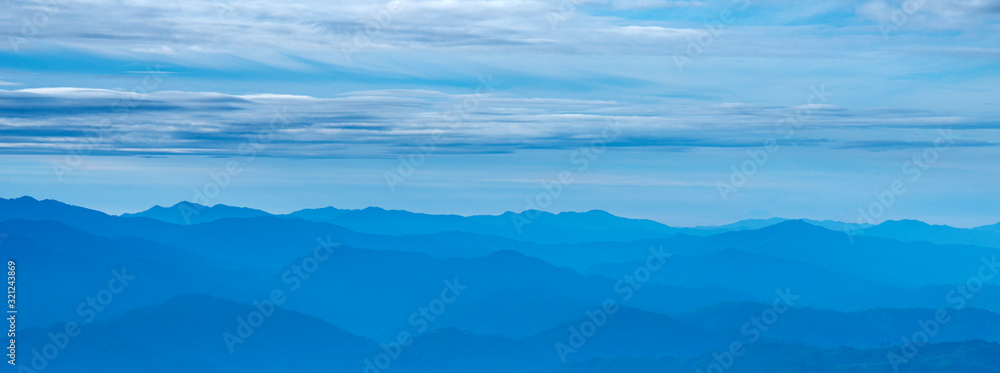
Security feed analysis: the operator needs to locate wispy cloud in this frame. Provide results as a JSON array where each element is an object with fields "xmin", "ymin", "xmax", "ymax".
[{"xmin": 0, "ymin": 87, "xmax": 994, "ymax": 158}]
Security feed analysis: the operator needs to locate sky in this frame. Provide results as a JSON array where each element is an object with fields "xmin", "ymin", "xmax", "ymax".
[{"xmin": 0, "ymin": 0, "xmax": 998, "ymax": 227}]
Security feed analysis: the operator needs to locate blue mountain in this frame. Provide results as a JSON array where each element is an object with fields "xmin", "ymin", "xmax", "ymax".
[
  {"xmin": 16, "ymin": 294, "xmax": 375, "ymax": 373},
  {"xmin": 861, "ymin": 219, "xmax": 1000, "ymax": 247},
  {"xmin": 120, "ymin": 201, "xmax": 271, "ymax": 224},
  {"xmin": 0, "ymin": 219, "xmax": 268, "ymax": 328},
  {"xmin": 117, "ymin": 197, "xmax": 1000, "ymax": 249},
  {"xmin": 5, "ymin": 196, "xmax": 1000, "ymax": 372},
  {"xmin": 677, "ymin": 301, "xmax": 1000, "ymax": 349},
  {"xmin": 18, "ymin": 295, "xmax": 1000, "ymax": 372}
]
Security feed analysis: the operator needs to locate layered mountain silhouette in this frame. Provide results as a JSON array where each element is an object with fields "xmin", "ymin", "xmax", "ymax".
[
  {"xmin": 120, "ymin": 198, "xmax": 1000, "ymax": 248},
  {"xmin": 16, "ymin": 296, "xmax": 1000, "ymax": 372},
  {"xmin": 16, "ymin": 294, "xmax": 375, "ymax": 373},
  {"xmin": 2, "ymin": 196, "xmax": 999, "ymax": 372},
  {"xmin": 120, "ymin": 201, "xmax": 271, "ymax": 225}
]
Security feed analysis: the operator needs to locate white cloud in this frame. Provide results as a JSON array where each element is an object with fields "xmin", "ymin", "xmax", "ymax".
[
  {"xmin": 0, "ymin": 87, "xmax": 993, "ymax": 157},
  {"xmin": 4, "ymin": 0, "xmax": 991, "ymax": 68},
  {"xmin": 610, "ymin": 0, "xmax": 706, "ymax": 10},
  {"xmin": 857, "ymin": 0, "xmax": 1000, "ymax": 31}
]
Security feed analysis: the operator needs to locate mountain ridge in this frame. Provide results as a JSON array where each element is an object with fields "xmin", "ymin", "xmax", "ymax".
[{"xmin": 106, "ymin": 196, "xmax": 1000, "ymax": 246}]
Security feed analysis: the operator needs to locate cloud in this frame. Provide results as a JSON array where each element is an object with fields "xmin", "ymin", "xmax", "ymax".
[
  {"xmin": 856, "ymin": 0, "xmax": 1000, "ymax": 31},
  {"xmin": 610, "ymin": 0, "xmax": 706, "ymax": 10},
  {"xmin": 0, "ymin": 87, "xmax": 994, "ymax": 158},
  {"xmin": 0, "ymin": 0, "xmax": 995, "ymax": 160},
  {"xmin": 2, "ymin": 0, "xmax": 992, "ymax": 69}
]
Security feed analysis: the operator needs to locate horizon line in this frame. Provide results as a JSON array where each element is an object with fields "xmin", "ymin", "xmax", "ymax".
[{"xmin": 6, "ymin": 195, "xmax": 998, "ymax": 231}]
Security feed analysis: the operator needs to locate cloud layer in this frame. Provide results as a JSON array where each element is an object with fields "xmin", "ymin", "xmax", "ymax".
[{"xmin": 1, "ymin": 85, "xmax": 995, "ymax": 157}]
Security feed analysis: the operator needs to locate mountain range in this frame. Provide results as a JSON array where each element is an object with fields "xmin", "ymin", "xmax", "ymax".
[
  {"xmin": 3, "ymin": 196, "xmax": 999, "ymax": 372},
  {"xmin": 121, "ymin": 199, "xmax": 1000, "ymax": 247}
]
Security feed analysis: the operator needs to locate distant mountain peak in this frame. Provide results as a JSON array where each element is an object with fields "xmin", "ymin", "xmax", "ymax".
[
  {"xmin": 518, "ymin": 209, "xmax": 554, "ymax": 216},
  {"xmin": 757, "ymin": 219, "xmax": 838, "ymax": 235},
  {"xmin": 881, "ymin": 219, "xmax": 931, "ymax": 226},
  {"xmin": 170, "ymin": 201, "xmax": 209, "ymax": 209},
  {"xmin": 561, "ymin": 209, "xmax": 612, "ymax": 216},
  {"xmin": 121, "ymin": 201, "xmax": 271, "ymax": 225}
]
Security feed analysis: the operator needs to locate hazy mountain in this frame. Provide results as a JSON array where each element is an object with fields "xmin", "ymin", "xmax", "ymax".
[
  {"xmin": 120, "ymin": 201, "xmax": 271, "ymax": 225},
  {"xmin": 288, "ymin": 206, "xmax": 491, "ymax": 236},
  {"xmin": 6, "ymin": 197, "xmax": 999, "ymax": 292},
  {"xmin": 390, "ymin": 328, "xmax": 552, "ymax": 373},
  {"xmin": 117, "ymin": 197, "xmax": 1000, "ymax": 249},
  {"xmin": 555, "ymin": 341, "xmax": 1000, "ymax": 373},
  {"xmin": 0, "ymin": 196, "xmax": 511, "ymax": 269},
  {"xmin": 122, "ymin": 201, "xmax": 777, "ymax": 243},
  {"xmin": 860, "ymin": 219, "xmax": 1000, "ymax": 248},
  {"xmin": 285, "ymin": 207, "xmax": 687, "ymax": 244},
  {"xmin": 432, "ymin": 287, "xmax": 592, "ymax": 338},
  {"xmin": 379, "ymin": 308, "xmax": 734, "ymax": 372},
  {"xmin": 16, "ymin": 294, "xmax": 375, "ymax": 373},
  {"xmin": 0, "ymin": 196, "xmax": 188, "ymax": 241},
  {"xmin": 271, "ymin": 247, "xmax": 754, "ymax": 339},
  {"xmin": 5, "ymin": 197, "xmax": 998, "ymax": 289},
  {"xmin": 976, "ymin": 222, "xmax": 1000, "ymax": 234},
  {"xmin": 18, "ymin": 294, "xmax": 1000, "ymax": 372},
  {"xmin": 125, "ymin": 202, "xmax": 683, "ymax": 243},
  {"xmin": 677, "ymin": 302, "xmax": 1000, "ymax": 349},
  {"xmin": 586, "ymin": 248, "xmax": 899, "ymax": 310},
  {"xmin": 0, "ymin": 219, "xmax": 269, "ymax": 328},
  {"xmin": 657, "ymin": 220, "xmax": 1000, "ymax": 288},
  {"xmin": 5, "ymin": 196, "xmax": 1000, "ymax": 372},
  {"xmin": 685, "ymin": 217, "xmax": 791, "ymax": 231},
  {"xmin": 525, "ymin": 307, "xmax": 732, "ymax": 362}
]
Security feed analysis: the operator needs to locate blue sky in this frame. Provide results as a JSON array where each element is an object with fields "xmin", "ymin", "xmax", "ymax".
[{"xmin": 1, "ymin": 0, "xmax": 998, "ymax": 226}]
